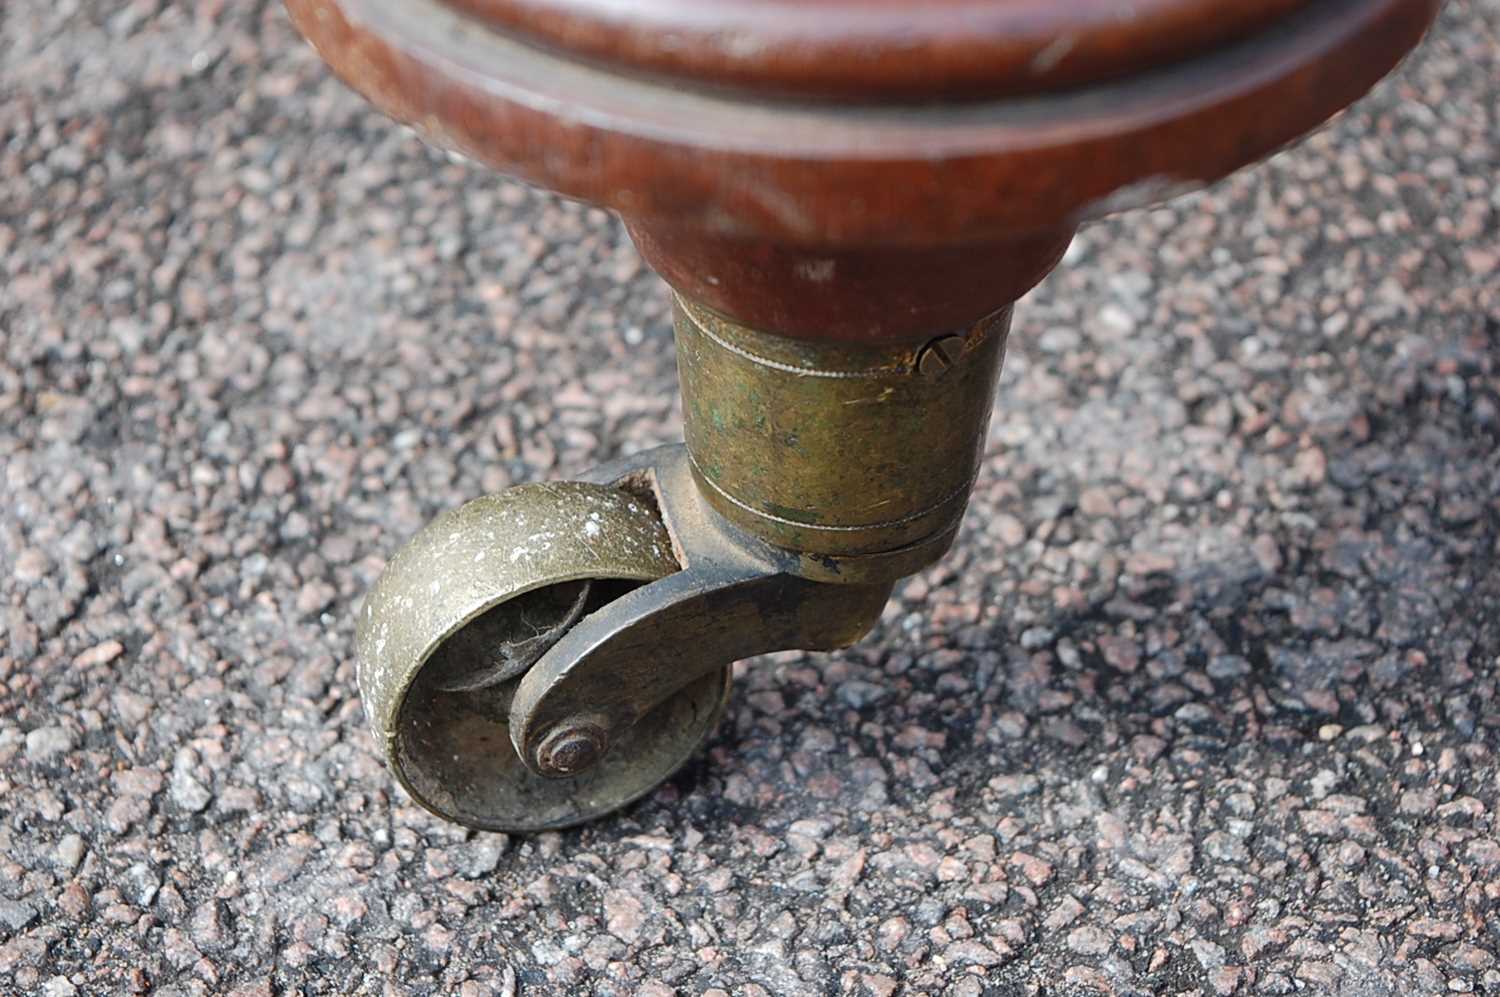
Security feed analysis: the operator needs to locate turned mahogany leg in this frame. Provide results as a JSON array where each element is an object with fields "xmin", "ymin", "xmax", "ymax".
[{"xmin": 286, "ymin": 0, "xmax": 1438, "ymax": 829}]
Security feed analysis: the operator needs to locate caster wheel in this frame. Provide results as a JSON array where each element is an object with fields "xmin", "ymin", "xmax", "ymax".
[{"xmin": 356, "ymin": 482, "xmax": 732, "ymax": 832}]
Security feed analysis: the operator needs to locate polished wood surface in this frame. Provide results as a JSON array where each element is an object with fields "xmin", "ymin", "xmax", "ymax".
[
  {"xmin": 439, "ymin": 0, "xmax": 1321, "ymax": 100},
  {"xmin": 286, "ymin": 0, "xmax": 1439, "ymax": 341}
]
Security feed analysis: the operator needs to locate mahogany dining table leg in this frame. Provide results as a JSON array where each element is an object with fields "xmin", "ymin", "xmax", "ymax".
[{"xmin": 284, "ymin": 0, "xmax": 1439, "ymax": 830}]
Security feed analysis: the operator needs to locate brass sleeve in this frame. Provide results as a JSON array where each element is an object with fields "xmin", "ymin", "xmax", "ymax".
[{"xmin": 675, "ymin": 297, "xmax": 1010, "ymax": 558}]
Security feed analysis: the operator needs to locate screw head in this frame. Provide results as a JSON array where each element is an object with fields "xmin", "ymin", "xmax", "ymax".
[
  {"xmin": 534, "ymin": 720, "xmax": 609, "ymax": 777},
  {"xmin": 916, "ymin": 335, "xmax": 964, "ymax": 380}
]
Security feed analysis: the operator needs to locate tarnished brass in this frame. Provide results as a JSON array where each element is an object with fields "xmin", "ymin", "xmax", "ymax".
[
  {"xmin": 676, "ymin": 297, "xmax": 1011, "ymax": 557},
  {"xmin": 511, "ymin": 445, "xmax": 894, "ymax": 779},
  {"xmin": 355, "ymin": 482, "xmax": 731, "ymax": 831},
  {"xmin": 353, "ymin": 301, "xmax": 1020, "ymax": 828},
  {"xmin": 353, "ymin": 289, "xmax": 1019, "ymax": 827},
  {"xmin": 354, "ymin": 458, "xmax": 909, "ymax": 829},
  {"xmin": 352, "ymin": 291, "xmax": 1020, "ymax": 827}
]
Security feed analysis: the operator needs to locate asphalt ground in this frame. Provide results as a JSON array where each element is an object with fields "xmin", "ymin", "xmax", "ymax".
[{"xmin": 2, "ymin": 1, "xmax": 1499, "ymax": 994}]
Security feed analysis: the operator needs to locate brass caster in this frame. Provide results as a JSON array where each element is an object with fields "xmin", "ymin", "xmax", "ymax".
[
  {"xmin": 357, "ymin": 452, "xmax": 904, "ymax": 831},
  {"xmin": 356, "ymin": 480, "xmax": 732, "ymax": 831},
  {"xmin": 356, "ymin": 297, "xmax": 1004, "ymax": 831}
]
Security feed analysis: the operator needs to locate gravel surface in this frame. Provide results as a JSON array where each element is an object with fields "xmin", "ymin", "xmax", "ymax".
[{"xmin": 3, "ymin": 1, "xmax": 1500, "ymax": 994}]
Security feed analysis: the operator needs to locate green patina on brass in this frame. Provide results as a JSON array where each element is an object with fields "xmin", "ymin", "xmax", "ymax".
[{"xmin": 674, "ymin": 296, "xmax": 1012, "ymax": 557}]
